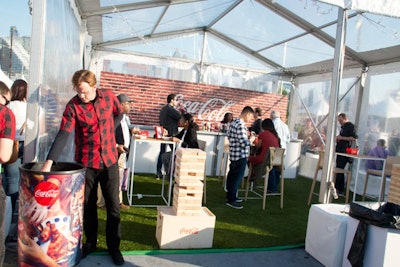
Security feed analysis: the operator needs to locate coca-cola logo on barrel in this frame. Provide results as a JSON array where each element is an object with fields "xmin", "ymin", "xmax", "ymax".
[{"xmin": 34, "ymin": 181, "xmax": 59, "ymax": 206}]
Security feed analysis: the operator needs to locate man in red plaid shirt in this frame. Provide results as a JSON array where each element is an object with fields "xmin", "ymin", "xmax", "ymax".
[
  {"xmin": 41, "ymin": 70, "xmax": 125, "ymax": 265},
  {"xmin": 0, "ymin": 81, "xmax": 16, "ymax": 266}
]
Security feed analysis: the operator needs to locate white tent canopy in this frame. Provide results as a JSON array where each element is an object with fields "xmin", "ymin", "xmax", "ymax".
[{"xmin": 319, "ymin": 0, "xmax": 400, "ymax": 18}]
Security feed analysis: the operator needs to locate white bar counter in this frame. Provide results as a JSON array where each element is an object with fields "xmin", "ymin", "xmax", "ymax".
[{"xmin": 128, "ymin": 126, "xmax": 226, "ymax": 176}]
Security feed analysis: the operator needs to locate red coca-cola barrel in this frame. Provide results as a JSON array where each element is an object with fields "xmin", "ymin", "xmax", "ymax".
[{"xmin": 18, "ymin": 162, "xmax": 86, "ymax": 267}]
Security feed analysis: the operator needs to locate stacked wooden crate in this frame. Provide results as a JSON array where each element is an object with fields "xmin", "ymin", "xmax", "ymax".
[
  {"xmin": 156, "ymin": 147, "xmax": 216, "ymax": 249},
  {"xmin": 388, "ymin": 164, "xmax": 400, "ymax": 205}
]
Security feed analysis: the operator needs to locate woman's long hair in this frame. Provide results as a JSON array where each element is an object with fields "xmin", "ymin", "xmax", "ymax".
[
  {"xmin": 183, "ymin": 113, "xmax": 199, "ymax": 131},
  {"xmin": 221, "ymin": 112, "xmax": 233, "ymax": 123},
  {"xmin": 261, "ymin": 118, "xmax": 281, "ymax": 148},
  {"xmin": 11, "ymin": 79, "xmax": 27, "ymax": 101}
]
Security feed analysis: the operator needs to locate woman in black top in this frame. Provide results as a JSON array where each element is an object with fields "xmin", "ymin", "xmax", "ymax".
[{"xmin": 173, "ymin": 113, "xmax": 199, "ymax": 148}]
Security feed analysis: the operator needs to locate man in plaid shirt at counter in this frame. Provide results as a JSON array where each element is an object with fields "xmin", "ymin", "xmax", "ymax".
[{"xmin": 226, "ymin": 106, "xmax": 255, "ymax": 209}]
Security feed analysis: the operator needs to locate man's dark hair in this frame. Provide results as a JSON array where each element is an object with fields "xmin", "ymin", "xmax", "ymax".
[
  {"xmin": 241, "ymin": 106, "xmax": 255, "ymax": 115},
  {"xmin": 377, "ymin": 139, "xmax": 386, "ymax": 147},
  {"xmin": 255, "ymin": 107, "xmax": 262, "ymax": 116},
  {"xmin": 167, "ymin": 94, "xmax": 176, "ymax": 103}
]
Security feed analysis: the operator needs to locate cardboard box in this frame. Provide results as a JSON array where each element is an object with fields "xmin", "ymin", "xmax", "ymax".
[{"xmin": 156, "ymin": 206, "xmax": 216, "ymax": 249}]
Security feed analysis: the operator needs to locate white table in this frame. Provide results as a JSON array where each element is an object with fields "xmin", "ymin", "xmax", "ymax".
[
  {"xmin": 343, "ymin": 213, "xmax": 400, "ymax": 267},
  {"xmin": 284, "ymin": 139, "xmax": 302, "ymax": 178},
  {"xmin": 127, "ymin": 136, "xmax": 176, "ymax": 207},
  {"xmin": 306, "ymin": 204, "xmax": 349, "ymax": 267},
  {"xmin": 335, "ymin": 152, "xmax": 386, "ymax": 202}
]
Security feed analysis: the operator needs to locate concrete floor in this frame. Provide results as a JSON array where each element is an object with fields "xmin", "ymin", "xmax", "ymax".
[{"xmin": 5, "ymin": 245, "xmax": 323, "ymax": 267}]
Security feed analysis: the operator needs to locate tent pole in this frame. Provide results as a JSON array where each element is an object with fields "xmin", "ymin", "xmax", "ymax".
[{"xmin": 319, "ymin": 7, "xmax": 348, "ymax": 203}]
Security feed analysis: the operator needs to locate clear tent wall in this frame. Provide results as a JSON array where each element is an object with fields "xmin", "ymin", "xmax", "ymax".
[{"xmin": 24, "ymin": 0, "xmax": 400, "ymax": 177}]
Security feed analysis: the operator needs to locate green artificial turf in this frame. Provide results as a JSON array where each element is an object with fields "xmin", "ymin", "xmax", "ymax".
[{"xmin": 95, "ymin": 174, "xmax": 351, "ymax": 251}]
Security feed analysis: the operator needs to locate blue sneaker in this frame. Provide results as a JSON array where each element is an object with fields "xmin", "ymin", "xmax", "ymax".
[{"xmin": 226, "ymin": 201, "xmax": 243, "ymax": 209}]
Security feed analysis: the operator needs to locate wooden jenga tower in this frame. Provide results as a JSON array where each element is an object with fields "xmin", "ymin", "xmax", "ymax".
[
  {"xmin": 173, "ymin": 147, "xmax": 207, "ymax": 216},
  {"xmin": 156, "ymin": 147, "xmax": 216, "ymax": 249}
]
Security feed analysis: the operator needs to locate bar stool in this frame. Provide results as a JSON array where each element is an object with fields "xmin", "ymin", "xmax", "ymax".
[
  {"xmin": 244, "ymin": 147, "xmax": 285, "ymax": 210},
  {"xmin": 308, "ymin": 150, "xmax": 324, "ymax": 205},
  {"xmin": 332, "ymin": 165, "xmax": 352, "ymax": 204},
  {"xmin": 308, "ymin": 150, "xmax": 352, "ymax": 204},
  {"xmin": 362, "ymin": 156, "xmax": 400, "ymax": 201}
]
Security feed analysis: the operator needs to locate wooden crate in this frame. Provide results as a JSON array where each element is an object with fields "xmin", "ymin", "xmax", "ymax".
[
  {"xmin": 172, "ymin": 205, "xmax": 203, "ymax": 216},
  {"xmin": 156, "ymin": 206, "xmax": 216, "ymax": 249},
  {"xmin": 388, "ymin": 164, "xmax": 400, "ymax": 205}
]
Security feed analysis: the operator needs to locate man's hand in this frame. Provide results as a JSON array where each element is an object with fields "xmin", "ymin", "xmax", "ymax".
[{"xmin": 117, "ymin": 144, "xmax": 128, "ymax": 153}]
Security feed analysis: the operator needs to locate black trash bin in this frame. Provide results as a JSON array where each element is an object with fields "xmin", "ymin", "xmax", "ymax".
[{"xmin": 18, "ymin": 162, "xmax": 86, "ymax": 267}]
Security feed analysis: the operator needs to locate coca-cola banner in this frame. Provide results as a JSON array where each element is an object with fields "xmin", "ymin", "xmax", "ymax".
[
  {"xmin": 18, "ymin": 162, "xmax": 86, "ymax": 267},
  {"xmin": 101, "ymin": 72, "xmax": 289, "ymax": 128}
]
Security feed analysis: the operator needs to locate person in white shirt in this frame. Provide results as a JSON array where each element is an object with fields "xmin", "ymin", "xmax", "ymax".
[
  {"xmin": 98, "ymin": 94, "xmax": 134, "ymax": 210},
  {"xmin": 271, "ymin": 110, "xmax": 290, "ymax": 150}
]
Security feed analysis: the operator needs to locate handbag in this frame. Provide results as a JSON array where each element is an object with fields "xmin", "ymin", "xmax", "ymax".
[
  {"xmin": 120, "ymin": 168, "xmax": 129, "ymax": 191},
  {"xmin": 5, "ymin": 140, "xmax": 19, "ymax": 164}
]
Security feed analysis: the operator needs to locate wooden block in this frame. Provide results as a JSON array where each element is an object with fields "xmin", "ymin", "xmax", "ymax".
[
  {"xmin": 174, "ymin": 168, "xmax": 205, "ymax": 181},
  {"xmin": 175, "ymin": 147, "xmax": 206, "ymax": 161},
  {"xmin": 173, "ymin": 193, "xmax": 202, "ymax": 205},
  {"xmin": 174, "ymin": 183, "xmax": 203, "ymax": 192},
  {"xmin": 156, "ymin": 207, "xmax": 216, "ymax": 249},
  {"xmin": 175, "ymin": 160, "xmax": 205, "ymax": 170},
  {"xmin": 175, "ymin": 176, "xmax": 205, "ymax": 186},
  {"xmin": 175, "ymin": 154, "xmax": 206, "ymax": 163},
  {"xmin": 173, "ymin": 190, "xmax": 202, "ymax": 207}
]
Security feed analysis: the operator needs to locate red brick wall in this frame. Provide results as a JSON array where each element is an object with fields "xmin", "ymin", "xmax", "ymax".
[{"xmin": 100, "ymin": 71, "xmax": 288, "ymax": 128}]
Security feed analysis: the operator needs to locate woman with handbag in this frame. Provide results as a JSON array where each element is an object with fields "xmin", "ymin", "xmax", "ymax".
[{"xmin": 3, "ymin": 79, "xmax": 27, "ymax": 242}]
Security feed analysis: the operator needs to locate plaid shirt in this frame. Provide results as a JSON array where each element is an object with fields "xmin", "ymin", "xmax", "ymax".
[
  {"xmin": 0, "ymin": 105, "xmax": 16, "ymax": 141},
  {"xmin": 227, "ymin": 117, "xmax": 250, "ymax": 161},
  {"xmin": 56, "ymin": 89, "xmax": 122, "ymax": 169},
  {"xmin": 0, "ymin": 105, "xmax": 16, "ymax": 183}
]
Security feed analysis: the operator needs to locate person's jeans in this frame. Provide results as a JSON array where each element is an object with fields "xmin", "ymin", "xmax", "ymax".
[
  {"xmin": 157, "ymin": 143, "xmax": 174, "ymax": 176},
  {"xmin": 156, "ymin": 143, "xmax": 167, "ymax": 176},
  {"xmin": 226, "ymin": 158, "xmax": 247, "ymax": 203},
  {"xmin": 0, "ymin": 184, "xmax": 6, "ymax": 265},
  {"xmin": 84, "ymin": 163, "xmax": 121, "ymax": 251},
  {"xmin": 267, "ymin": 167, "xmax": 281, "ymax": 193},
  {"xmin": 3, "ymin": 157, "xmax": 22, "ymax": 212}
]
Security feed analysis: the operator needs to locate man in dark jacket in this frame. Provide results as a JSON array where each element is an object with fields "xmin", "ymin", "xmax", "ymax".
[
  {"xmin": 335, "ymin": 113, "xmax": 358, "ymax": 194},
  {"xmin": 156, "ymin": 94, "xmax": 181, "ymax": 179}
]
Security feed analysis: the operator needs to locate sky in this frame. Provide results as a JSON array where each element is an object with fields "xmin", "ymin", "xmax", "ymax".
[{"xmin": 0, "ymin": 1, "xmax": 32, "ymax": 37}]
